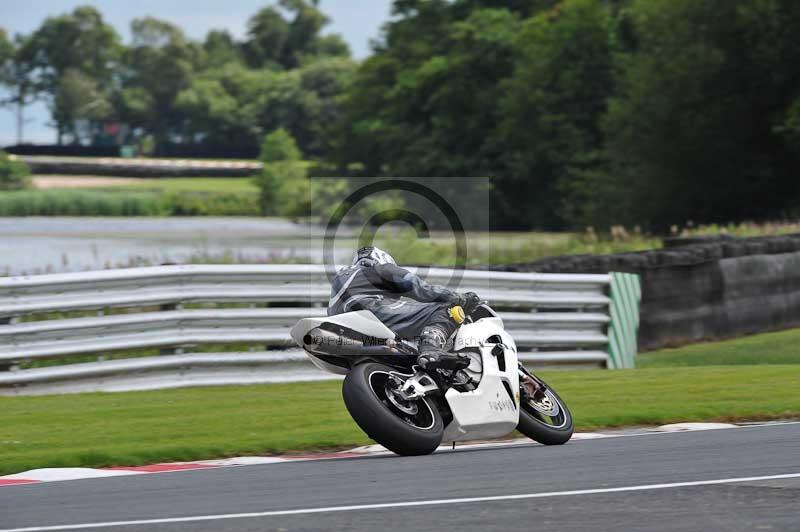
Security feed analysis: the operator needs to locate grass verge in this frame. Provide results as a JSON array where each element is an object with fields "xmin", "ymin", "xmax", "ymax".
[
  {"xmin": 1, "ymin": 365, "xmax": 798, "ymax": 476},
  {"xmin": 0, "ymin": 187, "xmax": 259, "ymax": 216},
  {"xmin": 109, "ymin": 177, "xmax": 258, "ymax": 194},
  {"xmin": 639, "ymin": 328, "xmax": 800, "ymax": 367}
]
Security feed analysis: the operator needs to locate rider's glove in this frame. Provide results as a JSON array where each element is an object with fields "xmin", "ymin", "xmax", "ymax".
[{"xmin": 461, "ymin": 292, "xmax": 481, "ymax": 315}]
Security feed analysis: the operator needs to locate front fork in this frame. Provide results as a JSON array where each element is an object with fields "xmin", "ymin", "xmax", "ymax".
[{"xmin": 518, "ymin": 363, "xmax": 547, "ymax": 400}]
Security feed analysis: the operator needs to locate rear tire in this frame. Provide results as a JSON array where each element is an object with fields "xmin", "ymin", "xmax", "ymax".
[
  {"xmin": 517, "ymin": 379, "xmax": 574, "ymax": 445},
  {"xmin": 342, "ymin": 362, "xmax": 444, "ymax": 456}
]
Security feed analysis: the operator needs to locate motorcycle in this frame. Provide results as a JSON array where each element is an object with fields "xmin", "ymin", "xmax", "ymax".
[{"xmin": 290, "ymin": 303, "xmax": 574, "ymax": 456}]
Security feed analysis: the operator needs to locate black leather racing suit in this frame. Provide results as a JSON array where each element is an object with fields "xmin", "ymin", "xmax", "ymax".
[{"xmin": 327, "ymin": 263, "xmax": 462, "ymax": 352}]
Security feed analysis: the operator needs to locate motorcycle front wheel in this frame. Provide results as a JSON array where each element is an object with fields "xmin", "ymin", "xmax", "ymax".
[
  {"xmin": 342, "ymin": 362, "xmax": 444, "ymax": 456},
  {"xmin": 517, "ymin": 373, "xmax": 574, "ymax": 445}
]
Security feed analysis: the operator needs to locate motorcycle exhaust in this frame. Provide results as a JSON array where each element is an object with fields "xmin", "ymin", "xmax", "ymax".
[{"xmin": 301, "ymin": 326, "xmax": 399, "ymax": 357}]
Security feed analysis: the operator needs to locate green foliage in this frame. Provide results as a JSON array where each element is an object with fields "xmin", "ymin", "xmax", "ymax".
[
  {"xmin": 242, "ymin": 1, "xmax": 348, "ymax": 70},
  {"xmin": 256, "ymin": 129, "xmax": 302, "ymax": 216},
  {"xmin": 23, "ymin": 6, "xmax": 121, "ymax": 142},
  {"xmin": 0, "ymin": 34, "xmax": 44, "ymax": 144},
  {"xmin": 0, "ymin": 188, "xmax": 258, "ymax": 216},
  {"xmin": 593, "ymin": 0, "xmax": 800, "ymax": 229},
  {"xmin": 174, "ymin": 68, "xmax": 248, "ymax": 144},
  {"xmin": 119, "ymin": 17, "xmax": 203, "ymax": 143},
  {"xmin": 255, "ymin": 130, "xmax": 344, "ymax": 219},
  {"xmin": 0, "ymin": 151, "xmax": 31, "ymax": 190},
  {"xmin": 0, "ymin": 29, "xmax": 12, "ymax": 66},
  {"xmin": 176, "ymin": 57, "xmax": 356, "ymax": 155},
  {"xmin": 242, "ymin": 6, "xmax": 290, "ymax": 69},
  {"xmin": 331, "ymin": 0, "xmax": 618, "ymax": 229},
  {"xmin": 255, "ymin": 161, "xmax": 308, "ymax": 216},
  {"xmin": 26, "ymin": 6, "xmax": 121, "ymax": 86},
  {"xmin": 7, "ymin": 0, "xmax": 800, "ymax": 232},
  {"xmin": 52, "ymin": 69, "xmax": 114, "ymax": 140},
  {"xmin": 202, "ymin": 30, "xmax": 242, "ymax": 69},
  {"xmin": 335, "ymin": 6, "xmax": 522, "ymax": 180},
  {"xmin": 497, "ymin": 0, "xmax": 615, "ymax": 229},
  {"xmin": 0, "ymin": 189, "xmax": 163, "ymax": 216},
  {"xmin": 775, "ymin": 96, "xmax": 800, "ymax": 151},
  {"xmin": 254, "ymin": 129, "xmax": 357, "ymax": 218},
  {"xmin": 330, "ymin": 0, "xmax": 800, "ymax": 231},
  {"xmin": 120, "ymin": 177, "xmax": 258, "ymax": 194},
  {"xmin": 260, "ymin": 128, "xmax": 302, "ymax": 162}
]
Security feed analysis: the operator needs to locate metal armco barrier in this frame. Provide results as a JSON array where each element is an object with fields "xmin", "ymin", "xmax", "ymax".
[{"xmin": 0, "ymin": 265, "xmax": 641, "ymax": 395}]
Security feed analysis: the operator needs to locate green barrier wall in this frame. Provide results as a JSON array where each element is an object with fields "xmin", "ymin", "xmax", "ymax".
[{"xmin": 607, "ymin": 272, "xmax": 642, "ymax": 369}]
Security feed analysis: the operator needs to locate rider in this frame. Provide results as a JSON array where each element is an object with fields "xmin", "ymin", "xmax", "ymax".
[{"xmin": 327, "ymin": 246, "xmax": 481, "ymax": 371}]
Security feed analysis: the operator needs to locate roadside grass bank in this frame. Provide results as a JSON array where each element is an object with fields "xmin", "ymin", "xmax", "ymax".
[
  {"xmin": 0, "ymin": 187, "xmax": 259, "ymax": 216},
  {"xmin": 1, "ymin": 365, "xmax": 798, "ymax": 476},
  {"xmin": 638, "ymin": 328, "xmax": 800, "ymax": 367},
  {"xmin": 100, "ymin": 177, "xmax": 257, "ymax": 194}
]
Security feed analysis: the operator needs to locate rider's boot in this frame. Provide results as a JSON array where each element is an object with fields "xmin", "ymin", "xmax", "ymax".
[{"xmin": 416, "ymin": 324, "xmax": 470, "ymax": 371}]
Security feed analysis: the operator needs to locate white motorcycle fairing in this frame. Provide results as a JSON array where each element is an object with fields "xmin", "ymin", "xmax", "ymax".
[
  {"xmin": 290, "ymin": 310, "xmax": 396, "ymax": 375},
  {"xmin": 443, "ymin": 316, "xmax": 520, "ymax": 442}
]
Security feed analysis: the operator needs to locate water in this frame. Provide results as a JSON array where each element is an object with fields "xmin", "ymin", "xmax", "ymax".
[{"xmin": 0, "ymin": 217, "xmax": 357, "ymax": 275}]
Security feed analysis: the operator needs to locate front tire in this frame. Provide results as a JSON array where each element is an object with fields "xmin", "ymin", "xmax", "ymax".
[
  {"xmin": 517, "ymin": 377, "xmax": 574, "ymax": 445},
  {"xmin": 342, "ymin": 362, "xmax": 444, "ymax": 456}
]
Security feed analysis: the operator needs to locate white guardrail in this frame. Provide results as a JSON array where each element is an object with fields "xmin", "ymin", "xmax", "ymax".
[{"xmin": 0, "ymin": 265, "xmax": 641, "ymax": 395}]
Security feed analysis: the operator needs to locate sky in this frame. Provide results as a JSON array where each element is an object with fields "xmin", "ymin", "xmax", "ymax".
[{"xmin": 0, "ymin": 0, "xmax": 394, "ymax": 145}]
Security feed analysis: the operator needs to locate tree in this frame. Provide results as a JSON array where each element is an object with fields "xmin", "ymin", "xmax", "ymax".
[
  {"xmin": 242, "ymin": 1, "xmax": 349, "ymax": 70},
  {"xmin": 336, "ymin": 6, "xmax": 518, "ymax": 173},
  {"xmin": 260, "ymin": 127, "xmax": 302, "ymax": 162},
  {"xmin": 279, "ymin": 0, "xmax": 330, "ymax": 68},
  {"xmin": 0, "ymin": 32, "xmax": 38, "ymax": 144},
  {"xmin": 331, "ymin": 4, "xmax": 523, "ymax": 229},
  {"xmin": 52, "ymin": 69, "xmax": 113, "ymax": 144},
  {"xmin": 202, "ymin": 30, "xmax": 242, "ymax": 69},
  {"xmin": 0, "ymin": 30, "xmax": 11, "ymax": 73},
  {"xmin": 497, "ymin": 0, "xmax": 615, "ymax": 229},
  {"xmin": 0, "ymin": 150, "xmax": 31, "ymax": 190},
  {"xmin": 242, "ymin": 6, "xmax": 290, "ymax": 69},
  {"xmin": 175, "ymin": 67, "xmax": 252, "ymax": 145},
  {"xmin": 776, "ymin": 97, "xmax": 800, "ymax": 153},
  {"xmin": 255, "ymin": 128, "xmax": 306, "ymax": 215},
  {"xmin": 178, "ymin": 55, "xmax": 355, "ymax": 155},
  {"xmin": 25, "ymin": 6, "xmax": 121, "ymax": 143},
  {"xmin": 309, "ymin": 34, "xmax": 350, "ymax": 59},
  {"xmin": 119, "ymin": 17, "xmax": 204, "ymax": 146},
  {"xmin": 297, "ymin": 57, "xmax": 356, "ymax": 154},
  {"xmin": 596, "ymin": 0, "xmax": 800, "ymax": 229}
]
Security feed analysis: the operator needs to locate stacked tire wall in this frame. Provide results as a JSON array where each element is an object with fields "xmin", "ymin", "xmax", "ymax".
[{"xmin": 499, "ymin": 234, "xmax": 800, "ymax": 350}]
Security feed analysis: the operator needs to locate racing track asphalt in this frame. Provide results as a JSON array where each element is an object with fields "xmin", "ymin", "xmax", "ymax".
[{"xmin": 1, "ymin": 422, "xmax": 799, "ymax": 532}]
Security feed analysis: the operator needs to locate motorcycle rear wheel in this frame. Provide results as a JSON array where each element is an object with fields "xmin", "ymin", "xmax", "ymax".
[{"xmin": 342, "ymin": 362, "xmax": 444, "ymax": 456}]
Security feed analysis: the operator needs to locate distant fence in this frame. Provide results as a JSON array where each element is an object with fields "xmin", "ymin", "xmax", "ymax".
[
  {"xmin": 507, "ymin": 233, "xmax": 800, "ymax": 349},
  {"xmin": 4, "ymin": 144, "xmax": 121, "ymax": 157},
  {"xmin": 0, "ymin": 265, "xmax": 640, "ymax": 395},
  {"xmin": 14, "ymin": 155, "xmax": 262, "ymax": 178},
  {"xmin": 4, "ymin": 143, "xmax": 261, "ymax": 160},
  {"xmin": 153, "ymin": 143, "xmax": 260, "ymax": 160}
]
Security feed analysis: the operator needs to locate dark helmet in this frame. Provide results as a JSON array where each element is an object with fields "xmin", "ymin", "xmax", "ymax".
[{"xmin": 352, "ymin": 246, "xmax": 396, "ymax": 268}]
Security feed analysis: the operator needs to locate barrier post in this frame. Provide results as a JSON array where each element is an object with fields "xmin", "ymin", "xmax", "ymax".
[{"xmin": 606, "ymin": 272, "xmax": 642, "ymax": 369}]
